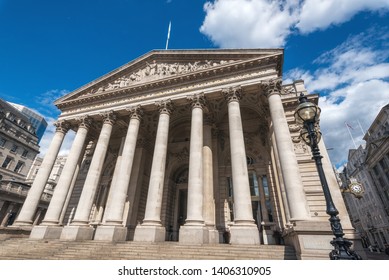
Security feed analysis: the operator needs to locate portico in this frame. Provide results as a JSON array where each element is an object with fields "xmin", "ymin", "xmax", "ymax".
[{"xmin": 13, "ymin": 49, "xmax": 361, "ymax": 257}]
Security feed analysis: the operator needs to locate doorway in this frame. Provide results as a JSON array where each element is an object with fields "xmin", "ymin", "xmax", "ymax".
[{"xmin": 171, "ymin": 184, "xmax": 187, "ymax": 241}]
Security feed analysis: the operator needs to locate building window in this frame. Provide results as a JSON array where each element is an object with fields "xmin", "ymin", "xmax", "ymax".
[
  {"xmin": 1, "ymin": 156, "xmax": 13, "ymax": 169},
  {"xmin": 249, "ymin": 171, "xmax": 259, "ymax": 196},
  {"xmin": 262, "ymin": 175, "xmax": 274, "ymax": 222},
  {"xmin": 10, "ymin": 144, "xmax": 18, "ymax": 153},
  {"xmin": 0, "ymin": 138, "xmax": 6, "ymax": 148},
  {"xmin": 21, "ymin": 149, "xmax": 28, "ymax": 158},
  {"xmin": 8, "ymin": 113, "xmax": 15, "ymax": 122},
  {"xmin": 14, "ymin": 161, "xmax": 24, "ymax": 173}
]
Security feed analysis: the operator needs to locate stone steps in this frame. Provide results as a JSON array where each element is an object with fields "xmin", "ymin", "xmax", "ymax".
[{"xmin": 0, "ymin": 238, "xmax": 297, "ymax": 260}]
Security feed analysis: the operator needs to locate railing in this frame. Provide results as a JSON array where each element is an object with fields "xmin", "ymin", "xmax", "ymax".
[{"xmin": 0, "ymin": 181, "xmax": 52, "ymax": 202}]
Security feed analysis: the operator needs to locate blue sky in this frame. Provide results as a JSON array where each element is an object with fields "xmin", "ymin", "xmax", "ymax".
[{"xmin": 1, "ymin": 0, "xmax": 388, "ymax": 168}]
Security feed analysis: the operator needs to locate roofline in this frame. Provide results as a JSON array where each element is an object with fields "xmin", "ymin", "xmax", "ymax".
[{"xmin": 54, "ymin": 48, "xmax": 284, "ymax": 105}]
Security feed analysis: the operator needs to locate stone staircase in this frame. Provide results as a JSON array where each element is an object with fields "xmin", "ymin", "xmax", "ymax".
[{"xmin": 0, "ymin": 238, "xmax": 297, "ymax": 260}]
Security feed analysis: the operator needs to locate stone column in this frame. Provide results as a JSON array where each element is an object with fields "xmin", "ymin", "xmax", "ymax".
[
  {"xmin": 0, "ymin": 203, "xmax": 15, "ymax": 227},
  {"xmin": 0, "ymin": 201, "xmax": 11, "ymax": 227},
  {"xmin": 203, "ymin": 116, "xmax": 218, "ymax": 243},
  {"xmin": 61, "ymin": 111, "xmax": 116, "ymax": 240},
  {"xmin": 223, "ymin": 86, "xmax": 260, "ymax": 245},
  {"xmin": 101, "ymin": 137, "xmax": 125, "ymax": 223},
  {"xmin": 134, "ymin": 100, "xmax": 172, "ymax": 242},
  {"xmin": 94, "ymin": 106, "xmax": 142, "ymax": 241},
  {"xmin": 13, "ymin": 121, "xmax": 70, "ymax": 227},
  {"xmin": 261, "ymin": 80, "xmax": 310, "ymax": 221},
  {"xmin": 179, "ymin": 94, "xmax": 208, "ymax": 244},
  {"xmin": 30, "ymin": 116, "xmax": 91, "ymax": 239}
]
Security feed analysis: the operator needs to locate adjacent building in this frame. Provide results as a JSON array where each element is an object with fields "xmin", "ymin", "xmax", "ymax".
[
  {"xmin": 340, "ymin": 104, "xmax": 389, "ymax": 251},
  {"xmin": 0, "ymin": 98, "xmax": 46, "ymax": 226},
  {"xmin": 8, "ymin": 102, "xmax": 48, "ymax": 143},
  {"xmin": 12, "ymin": 49, "xmax": 361, "ymax": 259},
  {"xmin": 363, "ymin": 104, "xmax": 389, "ymax": 249}
]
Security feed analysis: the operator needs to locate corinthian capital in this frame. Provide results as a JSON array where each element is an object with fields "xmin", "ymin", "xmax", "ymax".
[
  {"xmin": 155, "ymin": 99, "xmax": 173, "ymax": 115},
  {"xmin": 222, "ymin": 86, "xmax": 242, "ymax": 103},
  {"xmin": 54, "ymin": 120, "xmax": 70, "ymax": 134},
  {"xmin": 76, "ymin": 115, "xmax": 92, "ymax": 129},
  {"xmin": 100, "ymin": 110, "xmax": 117, "ymax": 125},
  {"xmin": 260, "ymin": 79, "xmax": 282, "ymax": 97},
  {"xmin": 127, "ymin": 105, "xmax": 143, "ymax": 120},
  {"xmin": 187, "ymin": 93, "xmax": 206, "ymax": 109}
]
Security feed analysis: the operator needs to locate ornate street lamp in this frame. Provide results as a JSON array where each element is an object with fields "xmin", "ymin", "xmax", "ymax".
[{"xmin": 294, "ymin": 93, "xmax": 362, "ymax": 260}]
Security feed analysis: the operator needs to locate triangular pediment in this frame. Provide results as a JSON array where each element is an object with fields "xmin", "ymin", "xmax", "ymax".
[{"xmin": 55, "ymin": 49, "xmax": 283, "ymax": 108}]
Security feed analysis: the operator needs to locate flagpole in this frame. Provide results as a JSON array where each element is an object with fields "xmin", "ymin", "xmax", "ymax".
[
  {"xmin": 345, "ymin": 122, "xmax": 357, "ymax": 148},
  {"xmin": 165, "ymin": 21, "xmax": 171, "ymax": 50},
  {"xmin": 357, "ymin": 119, "xmax": 365, "ymax": 136}
]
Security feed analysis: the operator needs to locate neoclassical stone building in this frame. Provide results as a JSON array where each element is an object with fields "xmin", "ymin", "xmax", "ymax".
[{"xmin": 13, "ymin": 49, "xmax": 362, "ymax": 259}]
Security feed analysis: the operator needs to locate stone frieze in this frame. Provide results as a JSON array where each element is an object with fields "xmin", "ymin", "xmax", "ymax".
[
  {"xmin": 59, "ymin": 68, "xmax": 275, "ymax": 118},
  {"xmin": 88, "ymin": 60, "xmax": 236, "ymax": 96}
]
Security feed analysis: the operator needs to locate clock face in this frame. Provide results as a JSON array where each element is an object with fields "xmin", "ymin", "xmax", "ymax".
[
  {"xmin": 349, "ymin": 182, "xmax": 363, "ymax": 196},
  {"xmin": 351, "ymin": 184, "xmax": 362, "ymax": 193}
]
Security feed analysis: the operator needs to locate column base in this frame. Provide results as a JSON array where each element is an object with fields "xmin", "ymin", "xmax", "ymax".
[
  {"xmin": 94, "ymin": 225, "xmax": 127, "ymax": 242},
  {"xmin": 261, "ymin": 223, "xmax": 276, "ymax": 245},
  {"xmin": 30, "ymin": 225, "xmax": 63, "ymax": 240},
  {"xmin": 229, "ymin": 224, "xmax": 260, "ymax": 245},
  {"xmin": 133, "ymin": 224, "xmax": 166, "ymax": 242},
  {"xmin": 12, "ymin": 220, "xmax": 33, "ymax": 227},
  {"xmin": 206, "ymin": 227, "xmax": 219, "ymax": 244},
  {"xmin": 179, "ymin": 225, "xmax": 209, "ymax": 244},
  {"xmin": 283, "ymin": 220, "xmax": 367, "ymax": 260},
  {"xmin": 60, "ymin": 225, "xmax": 94, "ymax": 241}
]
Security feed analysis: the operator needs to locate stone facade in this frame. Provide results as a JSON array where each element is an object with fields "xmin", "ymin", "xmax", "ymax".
[
  {"xmin": 341, "ymin": 104, "xmax": 389, "ymax": 251},
  {"xmin": 0, "ymin": 98, "xmax": 45, "ymax": 227},
  {"xmin": 8, "ymin": 102, "xmax": 48, "ymax": 143},
  {"xmin": 12, "ymin": 49, "xmax": 362, "ymax": 259},
  {"xmin": 339, "ymin": 145, "xmax": 389, "ymax": 252}
]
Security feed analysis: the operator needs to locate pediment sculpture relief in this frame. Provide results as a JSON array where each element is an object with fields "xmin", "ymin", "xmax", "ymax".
[{"xmin": 88, "ymin": 59, "xmax": 237, "ymax": 95}]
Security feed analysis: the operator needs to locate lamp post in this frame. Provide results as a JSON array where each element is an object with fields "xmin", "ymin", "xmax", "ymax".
[{"xmin": 294, "ymin": 93, "xmax": 361, "ymax": 260}]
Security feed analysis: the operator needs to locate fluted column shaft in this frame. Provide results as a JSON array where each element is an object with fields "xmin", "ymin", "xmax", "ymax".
[
  {"xmin": 104, "ymin": 107, "xmax": 142, "ymax": 225},
  {"xmin": 142, "ymin": 101, "xmax": 172, "ymax": 225},
  {"xmin": 224, "ymin": 87, "xmax": 255, "ymax": 224},
  {"xmin": 263, "ymin": 80, "xmax": 310, "ymax": 221},
  {"xmin": 42, "ymin": 117, "xmax": 91, "ymax": 225},
  {"xmin": 185, "ymin": 94, "xmax": 205, "ymax": 225},
  {"xmin": 72, "ymin": 111, "xmax": 116, "ymax": 225},
  {"xmin": 14, "ymin": 121, "xmax": 70, "ymax": 226}
]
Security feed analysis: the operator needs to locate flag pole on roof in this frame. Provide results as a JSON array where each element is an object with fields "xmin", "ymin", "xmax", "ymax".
[
  {"xmin": 165, "ymin": 21, "xmax": 171, "ymax": 50},
  {"xmin": 345, "ymin": 121, "xmax": 357, "ymax": 149}
]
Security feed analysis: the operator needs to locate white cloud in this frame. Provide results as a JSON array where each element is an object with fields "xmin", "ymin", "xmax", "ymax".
[
  {"xmin": 38, "ymin": 117, "xmax": 75, "ymax": 158},
  {"xmin": 297, "ymin": 0, "xmax": 389, "ymax": 33},
  {"xmin": 319, "ymin": 79, "xmax": 389, "ymax": 166},
  {"xmin": 35, "ymin": 89, "xmax": 74, "ymax": 157},
  {"xmin": 285, "ymin": 31, "xmax": 389, "ymax": 166},
  {"xmin": 200, "ymin": 0, "xmax": 299, "ymax": 48},
  {"xmin": 200, "ymin": 1, "xmax": 389, "ymax": 167},
  {"xmin": 35, "ymin": 89, "xmax": 68, "ymax": 117},
  {"xmin": 200, "ymin": 0, "xmax": 389, "ymax": 48}
]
